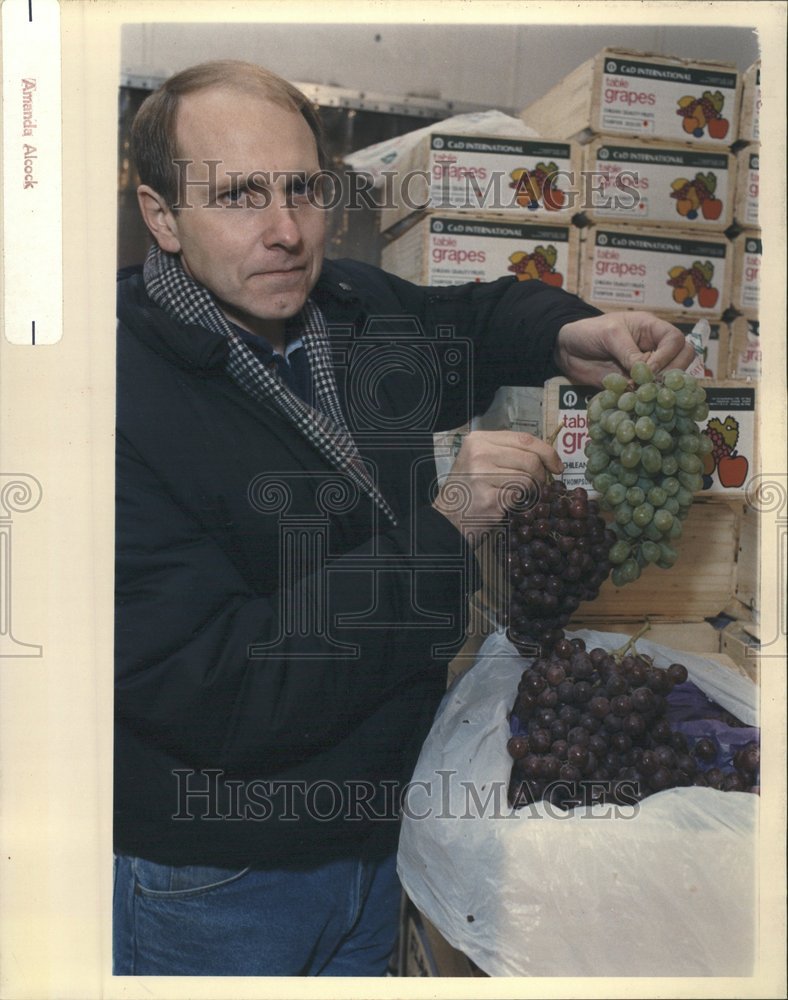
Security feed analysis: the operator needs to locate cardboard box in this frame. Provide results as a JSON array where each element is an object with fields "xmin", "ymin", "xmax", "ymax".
[
  {"xmin": 400, "ymin": 898, "xmax": 484, "ymax": 976},
  {"xmin": 734, "ymin": 145, "xmax": 759, "ymax": 230},
  {"xmin": 580, "ymin": 138, "xmax": 735, "ymax": 230},
  {"xmin": 542, "ymin": 376, "xmax": 757, "ymax": 500},
  {"xmin": 378, "ymin": 133, "xmax": 581, "ymax": 233},
  {"xmin": 738, "ymin": 61, "xmax": 761, "ymax": 143},
  {"xmin": 580, "ymin": 225, "xmax": 731, "ymax": 317},
  {"xmin": 731, "ymin": 232, "xmax": 761, "ymax": 319},
  {"xmin": 721, "ymin": 619, "xmax": 760, "ymax": 684},
  {"xmin": 521, "ymin": 48, "xmax": 740, "ymax": 148},
  {"xmin": 382, "ymin": 213, "xmax": 579, "ymax": 290},
  {"xmin": 728, "ymin": 316, "xmax": 760, "ymax": 379}
]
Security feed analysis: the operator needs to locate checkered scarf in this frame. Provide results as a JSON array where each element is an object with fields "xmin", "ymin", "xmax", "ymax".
[{"xmin": 143, "ymin": 245, "xmax": 397, "ymax": 525}]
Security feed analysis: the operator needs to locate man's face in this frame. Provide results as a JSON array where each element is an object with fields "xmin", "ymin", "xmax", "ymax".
[{"xmin": 161, "ymin": 87, "xmax": 326, "ymax": 342}]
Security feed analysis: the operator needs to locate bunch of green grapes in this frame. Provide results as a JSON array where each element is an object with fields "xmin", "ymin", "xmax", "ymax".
[{"xmin": 584, "ymin": 363, "xmax": 713, "ymax": 588}]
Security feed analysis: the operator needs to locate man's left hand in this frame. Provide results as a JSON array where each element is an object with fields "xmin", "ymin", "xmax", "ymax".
[{"xmin": 555, "ymin": 311, "xmax": 696, "ymax": 387}]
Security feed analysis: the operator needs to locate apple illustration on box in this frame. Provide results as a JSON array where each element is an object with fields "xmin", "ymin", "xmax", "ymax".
[{"xmin": 701, "ymin": 415, "xmax": 749, "ymax": 489}]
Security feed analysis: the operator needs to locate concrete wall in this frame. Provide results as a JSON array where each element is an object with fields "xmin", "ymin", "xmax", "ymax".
[{"xmin": 121, "ymin": 22, "xmax": 760, "ymax": 115}]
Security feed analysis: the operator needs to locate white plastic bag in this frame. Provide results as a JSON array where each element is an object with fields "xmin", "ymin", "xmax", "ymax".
[{"xmin": 398, "ymin": 628, "xmax": 758, "ymax": 977}]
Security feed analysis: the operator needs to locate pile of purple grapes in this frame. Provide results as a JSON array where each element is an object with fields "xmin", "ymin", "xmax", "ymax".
[
  {"xmin": 507, "ymin": 636, "xmax": 760, "ymax": 810},
  {"xmin": 505, "ymin": 480, "xmax": 615, "ymax": 656}
]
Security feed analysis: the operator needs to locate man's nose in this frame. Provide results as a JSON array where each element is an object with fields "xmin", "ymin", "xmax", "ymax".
[{"xmin": 260, "ymin": 197, "xmax": 302, "ymax": 250}]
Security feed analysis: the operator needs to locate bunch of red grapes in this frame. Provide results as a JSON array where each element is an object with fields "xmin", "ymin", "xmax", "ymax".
[
  {"xmin": 704, "ymin": 424, "xmax": 732, "ymax": 464},
  {"xmin": 505, "ymin": 480, "xmax": 616, "ymax": 656},
  {"xmin": 507, "ymin": 636, "xmax": 760, "ymax": 810}
]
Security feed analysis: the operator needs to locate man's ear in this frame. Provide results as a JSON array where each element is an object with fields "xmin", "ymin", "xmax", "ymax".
[{"xmin": 137, "ymin": 185, "xmax": 182, "ymax": 254}]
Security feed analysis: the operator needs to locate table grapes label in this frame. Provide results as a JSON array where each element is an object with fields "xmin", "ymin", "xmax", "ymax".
[
  {"xmin": 551, "ymin": 380, "xmax": 755, "ymax": 496},
  {"xmin": 738, "ymin": 236, "xmax": 761, "ymax": 312},
  {"xmin": 599, "ymin": 57, "xmax": 737, "ymax": 144},
  {"xmin": 426, "ymin": 217, "xmax": 573, "ymax": 287},
  {"xmin": 588, "ymin": 230, "xmax": 727, "ymax": 314},
  {"xmin": 589, "ymin": 145, "xmax": 731, "ymax": 225},
  {"xmin": 427, "ymin": 135, "xmax": 575, "ymax": 217},
  {"xmin": 553, "ymin": 384, "xmax": 598, "ymax": 491},
  {"xmin": 731, "ymin": 321, "xmax": 760, "ymax": 380}
]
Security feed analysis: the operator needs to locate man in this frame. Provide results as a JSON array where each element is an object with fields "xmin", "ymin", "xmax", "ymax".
[{"xmin": 114, "ymin": 60, "xmax": 694, "ymax": 976}]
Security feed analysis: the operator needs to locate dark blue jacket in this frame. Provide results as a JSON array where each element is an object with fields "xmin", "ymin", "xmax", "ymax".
[{"xmin": 115, "ymin": 258, "xmax": 599, "ymax": 867}]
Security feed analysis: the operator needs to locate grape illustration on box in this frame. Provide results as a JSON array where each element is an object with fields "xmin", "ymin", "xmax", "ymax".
[
  {"xmin": 676, "ymin": 90, "xmax": 730, "ymax": 139},
  {"xmin": 670, "ymin": 172, "xmax": 724, "ymax": 221},
  {"xmin": 508, "ymin": 244, "xmax": 564, "ymax": 286},
  {"xmin": 666, "ymin": 259, "xmax": 719, "ymax": 309},
  {"xmin": 701, "ymin": 416, "xmax": 748, "ymax": 489},
  {"xmin": 509, "ymin": 162, "xmax": 566, "ymax": 211}
]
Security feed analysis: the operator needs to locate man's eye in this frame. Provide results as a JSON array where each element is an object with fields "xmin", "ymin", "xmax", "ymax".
[
  {"xmin": 216, "ymin": 187, "xmax": 249, "ymax": 208},
  {"xmin": 218, "ymin": 188, "xmax": 247, "ymax": 206},
  {"xmin": 290, "ymin": 179, "xmax": 309, "ymax": 198}
]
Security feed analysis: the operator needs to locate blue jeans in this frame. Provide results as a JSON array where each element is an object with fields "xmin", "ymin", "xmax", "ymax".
[{"xmin": 113, "ymin": 851, "xmax": 401, "ymax": 976}]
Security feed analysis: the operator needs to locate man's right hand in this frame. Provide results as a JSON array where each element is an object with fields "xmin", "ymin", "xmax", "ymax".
[{"xmin": 433, "ymin": 430, "xmax": 564, "ymax": 546}]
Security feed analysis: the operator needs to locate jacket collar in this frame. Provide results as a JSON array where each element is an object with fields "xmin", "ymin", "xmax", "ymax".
[{"xmin": 117, "ymin": 260, "xmax": 364, "ymax": 372}]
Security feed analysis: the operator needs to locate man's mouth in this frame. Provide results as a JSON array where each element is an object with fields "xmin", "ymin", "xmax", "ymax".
[{"xmin": 257, "ymin": 266, "xmax": 305, "ymax": 277}]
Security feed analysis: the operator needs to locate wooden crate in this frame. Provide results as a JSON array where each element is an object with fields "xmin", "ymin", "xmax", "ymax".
[
  {"xmin": 580, "ymin": 137, "xmax": 735, "ymax": 231},
  {"xmin": 579, "ymin": 224, "xmax": 731, "ymax": 319},
  {"xmin": 730, "ymin": 232, "xmax": 761, "ymax": 320},
  {"xmin": 728, "ymin": 316, "xmax": 760, "ymax": 380},
  {"xmin": 735, "ymin": 500, "xmax": 759, "ymax": 615},
  {"xmin": 381, "ymin": 212, "xmax": 580, "ymax": 291},
  {"xmin": 378, "ymin": 131, "xmax": 581, "ymax": 233},
  {"xmin": 520, "ymin": 48, "xmax": 740, "ymax": 148},
  {"xmin": 439, "ymin": 371, "xmax": 759, "ymax": 677},
  {"xmin": 738, "ymin": 61, "xmax": 761, "ymax": 144},
  {"xmin": 470, "ymin": 494, "xmax": 745, "ymax": 624},
  {"xmin": 573, "ymin": 498, "xmax": 739, "ymax": 623},
  {"xmin": 734, "ymin": 144, "xmax": 759, "ymax": 230},
  {"xmin": 574, "ymin": 620, "xmax": 722, "ymax": 653}
]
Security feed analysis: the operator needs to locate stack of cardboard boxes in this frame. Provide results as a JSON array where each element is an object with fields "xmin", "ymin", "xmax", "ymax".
[
  {"xmin": 521, "ymin": 47, "xmax": 748, "ymax": 379},
  {"xmin": 365, "ymin": 49, "xmax": 764, "ymax": 700},
  {"xmin": 377, "ymin": 49, "xmax": 763, "ymax": 383},
  {"xmin": 378, "ymin": 132, "xmax": 583, "ymax": 292},
  {"xmin": 374, "ymin": 51, "xmax": 765, "ymax": 977},
  {"xmin": 518, "ymin": 51, "xmax": 762, "ymax": 682},
  {"xmin": 729, "ymin": 60, "xmax": 761, "ymax": 380}
]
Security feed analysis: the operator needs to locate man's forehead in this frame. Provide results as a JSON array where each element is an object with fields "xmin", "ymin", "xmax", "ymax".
[{"xmin": 175, "ymin": 86, "xmax": 313, "ymax": 160}]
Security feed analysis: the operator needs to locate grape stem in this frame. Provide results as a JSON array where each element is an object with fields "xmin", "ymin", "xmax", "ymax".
[
  {"xmin": 546, "ymin": 418, "xmax": 566, "ymax": 447},
  {"xmin": 544, "ymin": 419, "xmax": 567, "ymax": 485},
  {"xmin": 612, "ymin": 620, "xmax": 652, "ymax": 660}
]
